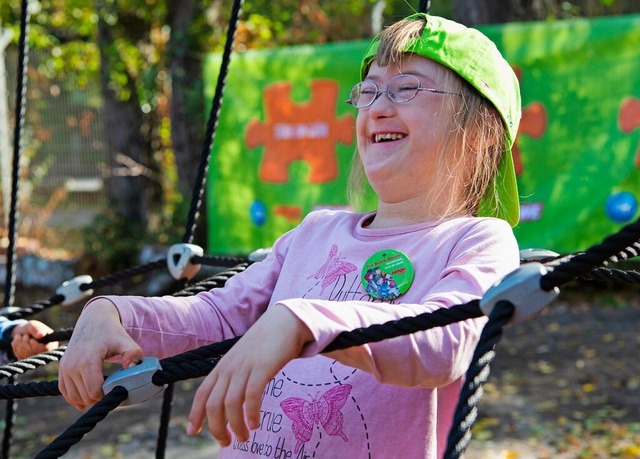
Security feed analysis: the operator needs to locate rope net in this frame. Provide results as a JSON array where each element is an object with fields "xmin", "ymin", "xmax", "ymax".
[{"xmin": 4, "ymin": 0, "xmax": 640, "ymax": 458}]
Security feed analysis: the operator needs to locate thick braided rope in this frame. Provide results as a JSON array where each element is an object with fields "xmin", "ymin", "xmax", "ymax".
[
  {"xmin": 3, "ymin": 2, "xmax": 32, "ymax": 455},
  {"xmin": 181, "ymin": 0, "xmax": 244, "ymax": 244},
  {"xmin": 4, "ymin": 0, "xmax": 30, "ymax": 309},
  {"xmin": 444, "ymin": 300, "xmax": 515, "ymax": 459},
  {"xmin": 0, "ymin": 347, "xmax": 66, "ymax": 380},
  {"xmin": 542, "ymin": 218, "xmax": 640, "ymax": 290},
  {"xmin": 34, "ymin": 386, "xmax": 128, "ymax": 458}
]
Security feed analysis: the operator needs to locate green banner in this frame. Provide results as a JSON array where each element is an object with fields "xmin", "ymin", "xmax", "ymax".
[{"xmin": 204, "ymin": 14, "xmax": 640, "ymax": 255}]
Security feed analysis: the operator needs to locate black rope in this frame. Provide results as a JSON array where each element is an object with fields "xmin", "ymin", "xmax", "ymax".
[
  {"xmin": 0, "ymin": 347, "xmax": 66, "ymax": 380},
  {"xmin": 0, "ymin": 301, "xmax": 481, "ymax": 396},
  {"xmin": 0, "ymin": 380, "xmax": 60, "ymax": 400},
  {"xmin": 1, "ymin": 259, "xmax": 167, "ymax": 321},
  {"xmin": 419, "ymin": 0, "xmax": 431, "ymax": 14},
  {"xmin": 37, "ymin": 329, "xmax": 73, "ymax": 343},
  {"xmin": 444, "ymin": 300, "xmax": 515, "ymax": 459},
  {"xmin": 155, "ymin": 383, "xmax": 174, "ymax": 459},
  {"xmin": 85, "ymin": 259, "xmax": 167, "ymax": 290},
  {"xmin": 34, "ymin": 385, "xmax": 128, "ymax": 459},
  {"xmin": 2, "ymin": 377, "xmax": 16, "ymax": 459},
  {"xmin": 4, "ymin": 0, "xmax": 31, "ymax": 309},
  {"xmin": 1, "ymin": 294, "xmax": 65, "ymax": 321},
  {"xmin": 580, "ymin": 266, "xmax": 640, "ymax": 284},
  {"xmin": 541, "ymin": 217, "xmax": 640, "ymax": 291},
  {"xmin": 2, "ymin": 2, "xmax": 31, "ymax": 456},
  {"xmin": 322, "ymin": 300, "xmax": 482, "ymax": 352},
  {"xmin": 171, "ymin": 264, "xmax": 248, "ymax": 296},
  {"xmin": 192, "ymin": 254, "xmax": 250, "ymax": 268},
  {"xmin": 181, "ymin": 0, "xmax": 244, "ymax": 244}
]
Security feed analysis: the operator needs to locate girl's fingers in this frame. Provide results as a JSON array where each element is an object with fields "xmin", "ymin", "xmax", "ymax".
[
  {"xmin": 206, "ymin": 372, "xmax": 233, "ymax": 446},
  {"xmin": 244, "ymin": 369, "xmax": 270, "ymax": 430},
  {"xmin": 223, "ymin": 369, "xmax": 250, "ymax": 443},
  {"xmin": 188, "ymin": 370, "xmax": 218, "ymax": 436}
]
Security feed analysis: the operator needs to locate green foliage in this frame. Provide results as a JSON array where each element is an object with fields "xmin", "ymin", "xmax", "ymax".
[
  {"xmin": 3, "ymin": 0, "xmax": 640, "ymax": 260},
  {"xmin": 84, "ymin": 206, "xmax": 184, "ymax": 271},
  {"xmin": 84, "ymin": 210, "xmax": 148, "ymax": 271}
]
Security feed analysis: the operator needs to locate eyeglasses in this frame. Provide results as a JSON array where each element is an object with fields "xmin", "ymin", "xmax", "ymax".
[{"xmin": 345, "ymin": 74, "xmax": 461, "ymax": 109}]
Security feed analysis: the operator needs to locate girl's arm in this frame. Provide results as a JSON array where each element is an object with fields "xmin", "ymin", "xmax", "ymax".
[
  {"xmin": 281, "ymin": 220, "xmax": 519, "ymax": 388},
  {"xmin": 59, "ymin": 229, "xmax": 294, "ymax": 410}
]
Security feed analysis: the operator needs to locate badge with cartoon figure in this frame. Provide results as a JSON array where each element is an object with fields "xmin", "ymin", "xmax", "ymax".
[{"xmin": 361, "ymin": 250, "xmax": 414, "ymax": 300}]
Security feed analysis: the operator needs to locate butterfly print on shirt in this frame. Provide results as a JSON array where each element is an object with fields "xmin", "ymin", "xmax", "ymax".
[
  {"xmin": 280, "ymin": 384, "xmax": 352, "ymax": 454},
  {"xmin": 307, "ymin": 244, "xmax": 357, "ymax": 294}
]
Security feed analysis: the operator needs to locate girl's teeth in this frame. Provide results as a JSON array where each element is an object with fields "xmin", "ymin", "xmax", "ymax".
[{"xmin": 375, "ymin": 133, "xmax": 405, "ymax": 143}]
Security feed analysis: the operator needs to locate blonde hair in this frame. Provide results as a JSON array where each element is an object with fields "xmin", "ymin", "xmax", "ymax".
[{"xmin": 347, "ymin": 17, "xmax": 507, "ymax": 220}]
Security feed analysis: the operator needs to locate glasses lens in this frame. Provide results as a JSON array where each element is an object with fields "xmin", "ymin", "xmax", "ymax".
[
  {"xmin": 351, "ymin": 81, "xmax": 377, "ymax": 108},
  {"xmin": 388, "ymin": 75, "xmax": 420, "ymax": 103}
]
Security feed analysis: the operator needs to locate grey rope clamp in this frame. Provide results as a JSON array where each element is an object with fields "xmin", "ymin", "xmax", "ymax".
[
  {"xmin": 248, "ymin": 247, "xmax": 272, "ymax": 262},
  {"xmin": 56, "ymin": 275, "xmax": 94, "ymax": 306},
  {"xmin": 519, "ymin": 248, "xmax": 560, "ymax": 263},
  {"xmin": 167, "ymin": 243, "xmax": 203, "ymax": 280},
  {"xmin": 480, "ymin": 262, "xmax": 559, "ymax": 324},
  {"xmin": 102, "ymin": 357, "xmax": 166, "ymax": 406}
]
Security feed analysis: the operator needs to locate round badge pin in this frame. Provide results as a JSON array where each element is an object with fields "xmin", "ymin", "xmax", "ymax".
[{"xmin": 361, "ymin": 249, "xmax": 414, "ymax": 300}]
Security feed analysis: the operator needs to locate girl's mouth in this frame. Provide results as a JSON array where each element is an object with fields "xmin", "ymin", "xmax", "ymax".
[{"xmin": 373, "ymin": 133, "xmax": 405, "ymax": 143}]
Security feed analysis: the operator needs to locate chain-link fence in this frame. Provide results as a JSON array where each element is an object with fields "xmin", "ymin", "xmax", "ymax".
[{"xmin": 2, "ymin": 47, "xmax": 109, "ymax": 255}]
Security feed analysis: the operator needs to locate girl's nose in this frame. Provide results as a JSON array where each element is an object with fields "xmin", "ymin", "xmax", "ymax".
[{"xmin": 367, "ymin": 92, "xmax": 396, "ymax": 116}]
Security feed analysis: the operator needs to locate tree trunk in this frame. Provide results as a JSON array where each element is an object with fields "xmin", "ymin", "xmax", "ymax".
[
  {"xmin": 97, "ymin": 2, "xmax": 148, "ymax": 225},
  {"xmin": 167, "ymin": 0, "xmax": 208, "ymax": 245},
  {"xmin": 453, "ymin": 0, "xmax": 546, "ymax": 25}
]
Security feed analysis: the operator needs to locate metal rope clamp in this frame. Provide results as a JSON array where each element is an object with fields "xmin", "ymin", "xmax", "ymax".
[
  {"xmin": 167, "ymin": 243, "xmax": 203, "ymax": 280},
  {"xmin": 56, "ymin": 275, "xmax": 94, "ymax": 306},
  {"xmin": 480, "ymin": 262, "xmax": 560, "ymax": 324},
  {"xmin": 102, "ymin": 357, "xmax": 166, "ymax": 406},
  {"xmin": 248, "ymin": 247, "xmax": 272, "ymax": 262}
]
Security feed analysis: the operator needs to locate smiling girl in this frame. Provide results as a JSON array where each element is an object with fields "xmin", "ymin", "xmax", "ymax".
[{"xmin": 59, "ymin": 13, "xmax": 521, "ymax": 458}]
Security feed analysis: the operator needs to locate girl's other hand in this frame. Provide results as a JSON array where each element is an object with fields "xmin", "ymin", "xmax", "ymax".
[{"xmin": 187, "ymin": 304, "xmax": 313, "ymax": 447}]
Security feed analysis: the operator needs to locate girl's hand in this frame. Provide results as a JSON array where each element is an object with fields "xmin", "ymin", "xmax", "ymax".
[
  {"xmin": 186, "ymin": 304, "xmax": 313, "ymax": 447},
  {"xmin": 58, "ymin": 299, "xmax": 143, "ymax": 411},
  {"xmin": 10, "ymin": 320, "xmax": 58, "ymax": 360}
]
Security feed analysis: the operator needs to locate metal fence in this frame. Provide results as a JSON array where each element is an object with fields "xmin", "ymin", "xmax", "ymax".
[{"xmin": 2, "ymin": 47, "xmax": 109, "ymax": 253}]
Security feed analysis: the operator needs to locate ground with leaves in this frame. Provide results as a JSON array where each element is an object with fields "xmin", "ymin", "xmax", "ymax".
[{"xmin": 5, "ymin": 282, "xmax": 640, "ymax": 458}]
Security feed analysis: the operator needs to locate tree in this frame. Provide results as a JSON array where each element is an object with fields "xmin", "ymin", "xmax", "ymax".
[
  {"xmin": 2, "ymin": 0, "xmax": 639, "ymax": 258},
  {"xmin": 453, "ymin": 0, "xmax": 640, "ymax": 25}
]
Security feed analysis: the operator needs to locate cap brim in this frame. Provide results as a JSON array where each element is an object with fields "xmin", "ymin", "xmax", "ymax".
[{"xmin": 478, "ymin": 148, "xmax": 519, "ymax": 227}]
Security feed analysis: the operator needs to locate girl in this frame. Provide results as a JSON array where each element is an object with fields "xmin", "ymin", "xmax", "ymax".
[{"xmin": 59, "ymin": 13, "xmax": 521, "ymax": 458}]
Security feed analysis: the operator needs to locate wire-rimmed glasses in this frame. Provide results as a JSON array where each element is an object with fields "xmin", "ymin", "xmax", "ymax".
[{"xmin": 345, "ymin": 74, "xmax": 461, "ymax": 109}]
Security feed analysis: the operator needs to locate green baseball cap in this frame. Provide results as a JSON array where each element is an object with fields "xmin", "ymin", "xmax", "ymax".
[{"xmin": 360, "ymin": 13, "xmax": 522, "ymax": 227}]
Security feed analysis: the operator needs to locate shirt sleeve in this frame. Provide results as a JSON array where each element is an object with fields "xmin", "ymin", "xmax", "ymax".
[
  {"xmin": 89, "ymin": 229, "xmax": 296, "ymax": 359},
  {"xmin": 277, "ymin": 219, "xmax": 520, "ymax": 388}
]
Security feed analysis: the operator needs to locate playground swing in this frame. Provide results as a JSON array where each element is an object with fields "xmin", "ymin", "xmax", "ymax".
[{"xmin": 3, "ymin": 0, "xmax": 640, "ymax": 458}]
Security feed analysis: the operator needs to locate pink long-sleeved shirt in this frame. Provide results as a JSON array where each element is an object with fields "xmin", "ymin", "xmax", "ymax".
[{"xmin": 102, "ymin": 210, "xmax": 519, "ymax": 458}]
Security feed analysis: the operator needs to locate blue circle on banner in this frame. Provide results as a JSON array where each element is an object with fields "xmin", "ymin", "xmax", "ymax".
[
  {"xmin": 605, "ymin": 191, "xmax": 638, "ymax": 223},
  {"xmin": 250, "ymin": 200, "xmax": 267, "ymax": 226}
]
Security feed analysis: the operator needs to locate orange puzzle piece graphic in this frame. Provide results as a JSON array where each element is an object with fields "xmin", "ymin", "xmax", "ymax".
[
  {"xmin": 618, "ymin": 97, "xmax": 640, "ymax": 167},
  {"xmin": 245, "ymin": 80, "xmax": 355, "ymax": 184},
  {"xmin": 513, "ymin": 67, "xmax": 547, "ymax": 176}
]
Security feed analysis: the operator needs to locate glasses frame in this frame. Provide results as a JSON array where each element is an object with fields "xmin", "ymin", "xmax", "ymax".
[{"xmin": 345, "ymin": 74, "xmax": 461, "ymax": 109}]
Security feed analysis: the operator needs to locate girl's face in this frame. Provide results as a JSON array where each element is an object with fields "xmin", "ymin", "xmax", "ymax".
[{"xmin": 356, "ymin": 54, "xmax": 458, "ymax": 205}]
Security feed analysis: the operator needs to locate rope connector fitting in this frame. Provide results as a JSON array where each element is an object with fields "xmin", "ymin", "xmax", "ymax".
[
  {"xmin": 480, "ymin": 262, "xmax": 559, "ymax": 324},
  {"xmin": 56, "ymin": 275, "xmax": 94, "ymax": 306},
  {"xmin": 102, "ymin": 357, "xmax": 165, "ymax": 406},
  {"xmin": 248, "ymin": 247, "xmax": 272, "ymax": 262},
  {"xmin": 519, "ymin": 248, "xmax": 560, "ymax": 263},
  {"xmin": 167, "ymin": 243, "xmax": 203, "ymax": 280}
]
